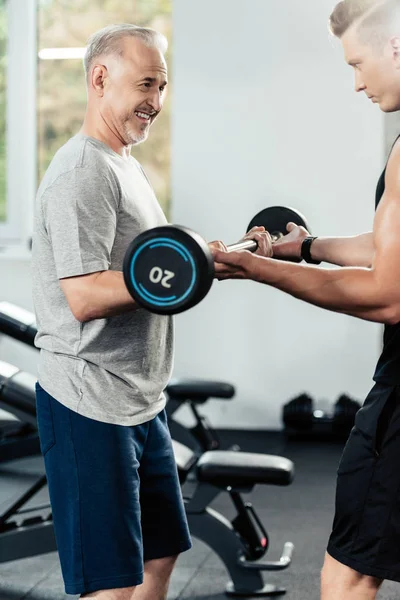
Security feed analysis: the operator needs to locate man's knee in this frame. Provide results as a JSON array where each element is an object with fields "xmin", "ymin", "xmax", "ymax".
[
  {"xmin": 321, "ymin": 552, "xmax": 382, "ymax": 593},
  {"xmin": 145, "ymin": 554, "xmax": 179, "ymax": 576},
  {"xmin": 81, "ymin": 586, "xmax": 136, "ymax": 600}
]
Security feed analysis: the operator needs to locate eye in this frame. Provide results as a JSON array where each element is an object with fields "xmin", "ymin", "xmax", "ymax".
[
  {"xmin": 142, "ymin": 82, "xmax": 151, "ymax": 88},
  {"xmin": 160, "ymin": 86, "xmax": 166, "ymax": 94}
]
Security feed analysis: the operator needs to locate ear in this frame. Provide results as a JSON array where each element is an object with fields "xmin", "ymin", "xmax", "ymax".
[
  {"xmin": 90, "ymin": 64, "xmax": 108, "ymax": 96},
  {"xmin": 390, "ymin": 36, "xmax": 400, "ymax": 67}
]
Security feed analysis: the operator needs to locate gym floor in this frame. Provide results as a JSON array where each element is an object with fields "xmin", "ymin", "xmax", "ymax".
[{"xmin": 1, "ymin": 430, "xmax": 400, "ymax": 600}]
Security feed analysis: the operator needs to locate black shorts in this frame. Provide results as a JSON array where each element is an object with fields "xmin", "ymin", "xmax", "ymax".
[
  {"xmin": 327, "ymin": 382, "xmax": 400, "ymax": 582},
  {"xmin": 35, "ymin": 383, "xmax": 192, "ymax": 596}
]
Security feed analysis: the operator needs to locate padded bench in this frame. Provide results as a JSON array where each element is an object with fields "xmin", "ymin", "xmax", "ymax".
[
  {"xmin": 167, "ymin": 379, "xmax": 235, "ymax": 404},
  {"xmin": 197, "ymin": 450, "xmax": 294, "ymax": 489},
  {"xmin": 173, "ymin": 439, "xmax": 294, "ymax": 490}
]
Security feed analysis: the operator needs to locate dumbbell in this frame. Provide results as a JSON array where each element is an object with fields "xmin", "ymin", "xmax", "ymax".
[
  {"xmin": 332, "ymin": 394, "xmax": 361, "ymax": 436},
  {"xmin": 123, "ymin": 205, "xmax": 310, "ymax": 315},
  {"xmin": 282, "ymin": 393, "xmax": 361, "ymax": 438},
  {"xmin": 282, "ymin": 393, "xmax": 314, "ymax": 432}
]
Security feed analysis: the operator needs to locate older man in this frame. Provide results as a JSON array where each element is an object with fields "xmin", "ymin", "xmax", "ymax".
[
  {"xmin": 32, "ymin": 22, "xmax": 270, "ymax": 600},
  {"xmin": 32, "ymin": 24, "xmax": 188, "ymax": 600}
]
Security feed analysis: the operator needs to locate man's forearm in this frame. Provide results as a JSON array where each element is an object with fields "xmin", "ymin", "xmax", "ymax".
[
  {"xmin": 311, "ymin": 233, "xmax": 374, "ymax": 267},
  {"xmin": 65, "ymin": 271, "xmax": 140, "ymax": 322},
  {"xmin": 254, "ymin": 259, "xmax": 398, "ymax": 324}
]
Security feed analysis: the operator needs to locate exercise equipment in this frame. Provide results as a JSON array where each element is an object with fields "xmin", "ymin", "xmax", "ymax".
[
  {"xmin": 176, "ymin": 440, "xmax": 295, "ymax": 597},
  {"xmin": 166, "ymin": 379, "xmax": 237, "ymax": 453},
  {"xmin": 0, "ymin": 362, "xmax": 295, "ymax": 597},
  {"xmin": 282, "ymin": 394, "xmax": 314, "ymax": 432},
  {"xmin": 282, "ymin": 393, "xmax": 361, "ymax": 439},
  {"xmin": 0, "ymin": 302, "xmax": 37, "ymax": 347},
  {"xmin": 332, "ymin": 394, "xmax": 361, "ymax": 437},
  {"xmin": 0, "ymin": 304, "xmax": 40, "ymax": 462},
  {"xmin": 0, "ymin": 362, "xmax": 54, "ymax": 562},
  {"xmin": 0, "ymin": 361, "xmax": 40, "ymax": 463},
  {"xmin": 123, "ymin": 205, "xmax": 310, "ymax": 315}
]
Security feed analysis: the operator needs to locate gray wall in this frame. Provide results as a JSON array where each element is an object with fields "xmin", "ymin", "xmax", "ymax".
[
  {"xmin": 170, "ymin": 0, "xmax": 385, "ymax": 429},
  {"xmin": 0, "ymin": 0, "xmax": 396, "ymax": 430}
]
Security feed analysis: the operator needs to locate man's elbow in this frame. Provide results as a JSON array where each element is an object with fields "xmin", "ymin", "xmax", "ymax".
[
  {"xmin": 381, "ymin": 304, "xmax": 400, "ymax": 326},
  {"xmin": 70, "ymin": 304, "xmax": 88, "ymax": 323},
  {"xmin": 68, "ymin": 297, "xmax": 96, "ymax": 323}
]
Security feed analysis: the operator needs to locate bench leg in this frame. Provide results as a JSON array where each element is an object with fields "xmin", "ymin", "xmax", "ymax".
[
  {"xmin": 0, "ymin": 520, "xmax": 56, "ymax": 563},
  {"xmin": 187, "ymin": 508, "xmax": 286, "ymax": 597}
]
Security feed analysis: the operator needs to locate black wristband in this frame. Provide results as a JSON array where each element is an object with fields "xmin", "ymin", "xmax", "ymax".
[{"xmin": 301, "ymin": 237, "xmax": 321, "ymax": 265}]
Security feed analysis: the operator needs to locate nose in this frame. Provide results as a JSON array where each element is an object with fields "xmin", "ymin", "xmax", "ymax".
[
  {"xmin": 146, "ymin": 88, "xmax": 163, "ymax": 113},
  {"xmin": 354, "ymin": 71, "xmax": 366, "ymax": 93}
]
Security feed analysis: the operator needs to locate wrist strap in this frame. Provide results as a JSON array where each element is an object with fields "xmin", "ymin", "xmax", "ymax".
[{"xmin": 301, "ymin": 237, "xmax": 321, "ymax": 265}]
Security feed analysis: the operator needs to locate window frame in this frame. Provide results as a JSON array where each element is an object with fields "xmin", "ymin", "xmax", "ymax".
[{"xmin": 0, "ymin": 0, "xmax": 37, "ymax": 247}]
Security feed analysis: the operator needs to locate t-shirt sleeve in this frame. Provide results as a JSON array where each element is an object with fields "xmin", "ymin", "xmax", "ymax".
[{"xmin": 41, "ymin": 168, "xmax": 119, "ymax": 279}]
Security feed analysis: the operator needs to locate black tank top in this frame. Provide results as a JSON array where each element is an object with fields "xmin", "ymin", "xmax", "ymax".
[{"xmin": 373, "ymin": 140, "xmax": 400, "ymax": 383}]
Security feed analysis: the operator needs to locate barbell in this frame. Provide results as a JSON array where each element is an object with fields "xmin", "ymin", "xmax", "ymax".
[{"xmin": 123, "ymin": 205, "xmax": 310, "ymax": 315}]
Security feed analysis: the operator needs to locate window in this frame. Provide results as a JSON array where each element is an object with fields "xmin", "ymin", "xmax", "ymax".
[
  {"xmin": 37, "ymin": 0, "xmax": 172, "ymax": 214},
  {"xmin": 0, "ymin": 0, "xmax": 6, "ymax": 223},
  {"xmin": 0, "ymin": 0, "xmax": 36, "ymax": 245}
]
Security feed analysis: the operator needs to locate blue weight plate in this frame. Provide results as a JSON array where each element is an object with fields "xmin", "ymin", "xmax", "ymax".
[{"xmin": 123, "ymin": 225, "xmax": 214, "ymax": 315}]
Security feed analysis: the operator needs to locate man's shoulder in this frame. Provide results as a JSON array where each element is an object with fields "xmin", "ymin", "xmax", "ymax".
[{"xmin": 38, "ymin": 135, "xmax": 116, "ymax": 196}]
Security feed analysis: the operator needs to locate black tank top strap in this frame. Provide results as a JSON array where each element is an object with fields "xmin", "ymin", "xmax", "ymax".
[
  {"xmin": 375, "ymin": 134, "xmax": 400, "ymax": 209},
  {"xmin": 374, "ymin": 132, "xmax": 400, "ymax": 383}
]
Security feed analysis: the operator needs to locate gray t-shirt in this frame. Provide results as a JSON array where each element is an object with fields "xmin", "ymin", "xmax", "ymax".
[{"xmin": 32, "ymin": 133, "xmax": 173, "ymax": 426}]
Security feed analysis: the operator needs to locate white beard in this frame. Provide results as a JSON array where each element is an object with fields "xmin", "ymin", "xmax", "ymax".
[{"xmin": 124, "ymin": 122, "xmax": 149, "ymax": 146}]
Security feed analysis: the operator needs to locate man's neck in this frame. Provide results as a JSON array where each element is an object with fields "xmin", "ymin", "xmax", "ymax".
[{"xmin": 80, "ymin": 117, "xmax": 132, "ymax": 160}]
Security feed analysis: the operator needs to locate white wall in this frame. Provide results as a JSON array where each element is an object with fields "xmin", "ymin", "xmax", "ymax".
[{"xmin": 171, "ymin": 0, "xmax": 384, "ymax": 429}]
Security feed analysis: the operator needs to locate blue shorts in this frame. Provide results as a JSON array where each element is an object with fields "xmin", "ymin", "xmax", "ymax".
[{"xmin": 35, "ymin": 382, "xmax": 192, "ymax": 596}]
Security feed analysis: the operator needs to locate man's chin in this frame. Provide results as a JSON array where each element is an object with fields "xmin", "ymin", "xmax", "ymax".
[
  {"xmin": 127, "ymin": 130, "xmax": 149, "ymax": 146},
  {"xmin": 382, "ymin": 104, "xmax": 400, "ymax": 114},
  {"xmin": 376, "ymin": 96, "xmax": 400, "ymax": 113}
]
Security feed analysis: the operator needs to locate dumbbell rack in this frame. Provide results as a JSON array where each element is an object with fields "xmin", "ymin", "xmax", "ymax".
[{"xmin": 282, "ymin": 393, "xmax": 361, "ymax": 440}]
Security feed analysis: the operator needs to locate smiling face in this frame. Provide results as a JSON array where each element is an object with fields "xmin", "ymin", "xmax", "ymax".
[
  {"xmin": 91, "ymin": 36, "xmax": 168, "ymax": 146},
  {"xmin": 341, "ymin": 24, "xmax": 400, "ymax": 112}
]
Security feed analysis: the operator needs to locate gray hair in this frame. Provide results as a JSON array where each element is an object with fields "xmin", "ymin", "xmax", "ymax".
[{"xmin": 83, "ymin": 24, "xmax": 168, "ymax": 79}]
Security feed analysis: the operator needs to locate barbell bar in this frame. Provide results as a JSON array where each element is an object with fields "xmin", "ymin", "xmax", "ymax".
[{"xmin": 123, "ymin": 205, "xmax": 310, "ymax": 315}]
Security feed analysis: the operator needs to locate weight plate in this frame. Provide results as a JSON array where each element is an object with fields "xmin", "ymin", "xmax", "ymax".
[
  {"xmin": 123, "ymin": 225, "xmax": 215, "ymax": 315},
  {"xmin": 247, "ymin": 206, "xmax": 310, "ymax": 238}
]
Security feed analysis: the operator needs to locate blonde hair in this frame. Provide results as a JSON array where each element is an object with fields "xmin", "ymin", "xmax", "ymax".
[
  {"xmin": 329, "ymin": 0, "xmax": 400, "ymax": 43},
  {"xmin": 83, "ymin": 24, "xmax": 168, "ymax": 79}
]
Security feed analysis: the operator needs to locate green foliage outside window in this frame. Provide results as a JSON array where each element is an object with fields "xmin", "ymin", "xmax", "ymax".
[{"xmin": 38, "ymin": 0, "xmax": 172, "ymax": 214}]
